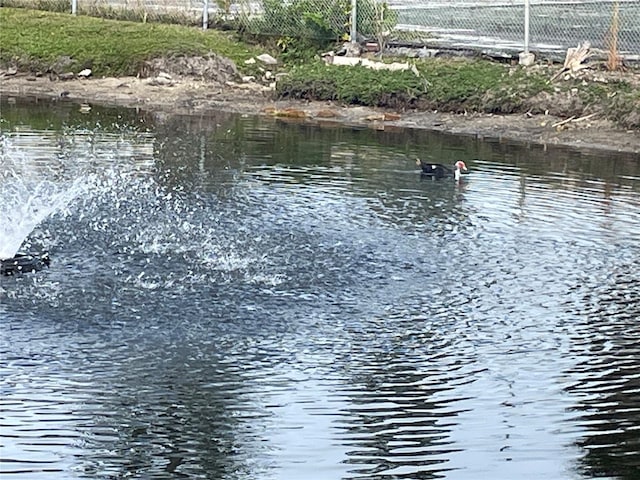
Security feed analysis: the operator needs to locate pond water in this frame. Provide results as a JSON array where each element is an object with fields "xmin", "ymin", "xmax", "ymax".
[{"xmin": 1, "ymin": 98, "xmax": 639, "ymax": 480}]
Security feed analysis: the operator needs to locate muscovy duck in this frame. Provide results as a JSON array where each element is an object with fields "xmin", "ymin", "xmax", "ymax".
[
  {"xmin": 1, "ymin": 252, "xmax": 51, "ymax": 276},
  {"xmin": 416, "ymin": 159, "xmax": 468, "ymax": 180}
]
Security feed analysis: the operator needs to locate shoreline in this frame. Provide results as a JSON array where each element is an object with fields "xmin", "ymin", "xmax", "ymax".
[{"xmin": 2, "ymin": 74, "xmax": 640, "ymax": 155}]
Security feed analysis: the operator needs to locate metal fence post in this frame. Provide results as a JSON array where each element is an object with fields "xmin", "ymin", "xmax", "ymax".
[
  {"xmin": 350, "ymin": 0, "xmax": 357, "ymax": 43},
  {"xmin": 203, "ymin": 0, "xmax": 209, "ymax": 30},
  {"xmin": 518, "ymin": 0, "xmax": 535, "ymax": 65},
  {"xmin": 524, "ymin": 0, "xmax": 530, "ymax": 54},
  {"xmin": 72, "ymin": 0, "xmax": 77, "ymax": 15}
]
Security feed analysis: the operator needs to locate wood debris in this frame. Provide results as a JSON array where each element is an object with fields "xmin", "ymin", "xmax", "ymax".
[
  {"xmin": 262, "ymin": 107, "xmax": 307, "ymax": 118},
  {"xmin": 364, "ymin": 112, "xmax": 402, "ymax": 122},
  {"xmin": 322, "ymin": 52, "xmax": 420, "ymax": 76},
  {"xmin": 549, "ymin": 42, "xmax": 593, "ymax": 82},
  {"xmin": 551, "ymin": 113, "xmax": 598, "ymax": 129}
]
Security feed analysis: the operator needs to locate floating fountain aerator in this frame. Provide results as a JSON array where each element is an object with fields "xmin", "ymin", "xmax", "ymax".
[
  {"xmin": 0, "ymin": 252, "xmax": 51, "ymax": 276},
  {"xmin": 1, "ymin": 152, "xmax": 86, "ymax": 277}
]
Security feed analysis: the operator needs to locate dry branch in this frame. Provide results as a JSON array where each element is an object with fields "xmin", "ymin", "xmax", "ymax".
[
  {"xmin": 572, "ymin": 113, "xmax": 597, "ymax": 123},
  {"xmin": 552, "ymin": 116, "xmax": 576, "ymax": 128},
  {"xmin": 549, "ymin": 42, "xmax": 593, "ymax": 82},
  {"xmin": 551, "ymin": 113, "xmax": 597, "ymax": 128},
  {"xmin": 564, "ymin": 42, "xmax": 593, "ymax": 71}
]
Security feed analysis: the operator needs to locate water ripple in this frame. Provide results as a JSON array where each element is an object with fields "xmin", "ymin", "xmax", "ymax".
[{"xmin": 1, "ymin": 111, "xmax": 639, "ymax": 480}]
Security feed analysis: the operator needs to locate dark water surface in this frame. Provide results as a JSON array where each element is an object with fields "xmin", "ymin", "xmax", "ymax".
[{"xmin": 1, "ymin": 99, "xmax": 639, "ymax": 480}]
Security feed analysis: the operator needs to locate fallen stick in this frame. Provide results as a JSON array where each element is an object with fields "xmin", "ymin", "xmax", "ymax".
[
  {"xmin": 549, "ymin": 68, "xmax": 567, "ymax": 83},
  {"xmin": 552, "ymin": 116, "xmax": 576, "ymax": 128},
  {"xmin": 572, "ymin": 113, "xmax": 597, "ymax": 123}
]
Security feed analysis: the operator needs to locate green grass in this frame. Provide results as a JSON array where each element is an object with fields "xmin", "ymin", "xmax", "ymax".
[
  {"xmin": 417, "ymin": 59, "xmax": 508, "ymax": 105},
  {"xmin": 0, "ymin": 8, "xmax": 260, "ymax": 76},
  {"xmin": 278, "ymin": 58, "xmax": 553, "ymax": 112},
  {"xmin": 278, "ymin": 61, "xmax": 429, "ymax": 107}
]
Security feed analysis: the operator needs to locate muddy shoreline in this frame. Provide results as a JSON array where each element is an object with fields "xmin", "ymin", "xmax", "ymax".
[{"xmin": 2, "ymin": 74, "xmax": 640, "ymax": 155}]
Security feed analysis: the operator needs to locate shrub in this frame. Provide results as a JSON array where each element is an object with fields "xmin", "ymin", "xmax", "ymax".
[{"xmin": 245, "ymin": 0, "xmax": 398, "ymax": 42}]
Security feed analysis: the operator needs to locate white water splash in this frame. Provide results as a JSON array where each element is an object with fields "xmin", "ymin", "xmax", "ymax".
[
  {"xmin": 0, "ymin": 169, "xmax": 90, "ymax": 259},
  {"xmin": 0, "ymin": 122, "xmax": 158, "ymax": 261},
  {"xmin": 0, "ymin": 133, "xmax": 96, "ymax": 260}
]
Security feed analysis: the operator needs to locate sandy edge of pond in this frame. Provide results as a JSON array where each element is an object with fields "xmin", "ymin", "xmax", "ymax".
[{"xmin": 2, "ymin": 74, "xmax": 640, "ymax": 155}]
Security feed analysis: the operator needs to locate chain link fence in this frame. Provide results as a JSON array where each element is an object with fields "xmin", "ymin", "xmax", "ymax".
[
  {"xmin": 389, "ymin": 0, "xmax": 640, "ymax": 57},
  {"xmin": 4, "ymin": 0, "xmax": 640, "ymax": 59}
]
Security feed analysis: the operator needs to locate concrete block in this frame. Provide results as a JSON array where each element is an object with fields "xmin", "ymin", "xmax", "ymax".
[{"xmin": 519, "ymin": 52, "xmax": 535, "ymax": 66}]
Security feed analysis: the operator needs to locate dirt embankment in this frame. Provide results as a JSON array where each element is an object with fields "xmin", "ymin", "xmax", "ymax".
[{"xmin": 1, "ymin": 56, "xmax": 640, "ymax": 155}]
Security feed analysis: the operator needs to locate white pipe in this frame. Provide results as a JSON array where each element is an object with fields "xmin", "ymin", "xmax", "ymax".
[{"xmin": 72, "ymin": 0, "xmax": 77, "ymax": 15}]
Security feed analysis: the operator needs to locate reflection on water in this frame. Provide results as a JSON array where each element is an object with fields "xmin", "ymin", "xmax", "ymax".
[{"xmin": 1, "ymin": 98, "xmax": 639, "ymax": 480}]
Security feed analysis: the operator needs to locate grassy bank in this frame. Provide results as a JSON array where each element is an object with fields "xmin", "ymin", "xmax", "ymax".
[
  {"xmin": 0, "ymin": 8, "xmax": 258, "ymax": 76},
  {"xmin": 277, "ymin": 59, "xmax": 640, "ymax": 128},
  {"xmin": 1, "ymin": 8, "xmax": 638, "ymax": 129},
  {"xmin": 277, "ymin": 59, "xmax": 550, "ymax": 112}
]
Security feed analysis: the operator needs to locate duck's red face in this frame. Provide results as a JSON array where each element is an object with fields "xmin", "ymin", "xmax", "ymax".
[{"xmin": 455, "ymin": 160, "xmax": 468, "ymax": 171}]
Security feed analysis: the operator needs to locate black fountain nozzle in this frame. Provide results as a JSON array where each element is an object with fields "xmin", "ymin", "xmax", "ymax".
[{"xmin": 0, "ymin": 252, "xmax": 51, "ymax": 276}]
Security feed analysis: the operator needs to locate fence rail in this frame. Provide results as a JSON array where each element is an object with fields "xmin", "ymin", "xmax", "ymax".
[{"xmin": 4, "ymin": 0, "xmax": 640, "ymax": 59}]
